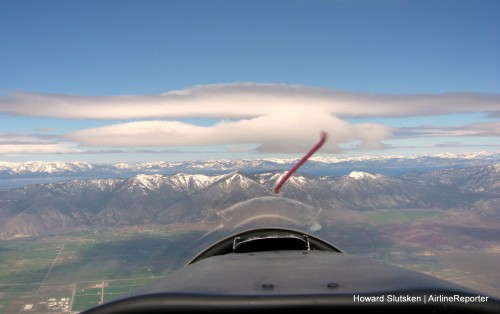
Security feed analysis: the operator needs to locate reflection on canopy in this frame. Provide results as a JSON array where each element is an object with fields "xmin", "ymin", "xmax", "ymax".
[{"xmin": 175, "ymin": 196, "xmax": 323, "ymax": 267}]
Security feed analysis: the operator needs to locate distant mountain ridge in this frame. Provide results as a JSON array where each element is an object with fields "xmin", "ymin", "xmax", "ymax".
[
  {"xmin": 0, "ymin": 164, "xmax": 498, "ymax": 239},
  {"xmin": 1, "ymin": 152, "xmax": 499, "ymax": 181}
]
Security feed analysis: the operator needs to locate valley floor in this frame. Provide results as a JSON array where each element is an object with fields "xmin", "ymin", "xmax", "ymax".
[{"xmin": 0, "ymin": 213, "xmax": 499, "ymax": 314}]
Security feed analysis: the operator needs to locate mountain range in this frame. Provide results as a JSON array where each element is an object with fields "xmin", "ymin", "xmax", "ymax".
[
  {"xmin": 1, "ymin": 163, "xmax": 498, "ymax": 239},
  {"xmin": 1, "ymin": 152, "xmax": 499, "ymax": 183}
]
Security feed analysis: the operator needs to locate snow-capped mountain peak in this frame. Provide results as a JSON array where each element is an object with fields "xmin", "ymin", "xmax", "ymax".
[
  {"xmin": 347, "ymin": 171, "xmax": 380, "ymax": 180},
  {"xmin": 169, "ymin": 173, "xmax": 219, "ymax": 190},
  {"xmin": 1, "ymin": 152, "xmax": 499, "ymax": 187},
  {"xmin": 0, "ymin": 161, "xmax": 93, "ymax": 175},
  {"xmin": 130, "ymin": 174, "xmax": 165, "ymax": 190}
]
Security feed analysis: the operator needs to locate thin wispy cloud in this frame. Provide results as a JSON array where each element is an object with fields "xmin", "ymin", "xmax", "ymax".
[
  {"xmin": 397, "ymin": 122, "xmax": 500, "ymax": 138},
  {"xmin": 434, "ymin": 142, "xmax": 500, "ymax": 148},
  {"xmin": 0, "ymin": 144, "xmax": 76, "ymax": 155},
  {"xmin": 34, "ymin": 127, "xmax": 58, "ymax": 133},
  {"xmin": 0, "ymin": 133, "xmax": 76, "ymax": 155},
  {"xmin": 0, "ymin": 133, "xmax": 56, "ymax": 145}
]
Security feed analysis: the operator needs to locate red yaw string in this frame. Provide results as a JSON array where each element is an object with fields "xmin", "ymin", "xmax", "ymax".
[{"xmin": 274, "ymin": 131, "xmax": 328, "ymax": 193}]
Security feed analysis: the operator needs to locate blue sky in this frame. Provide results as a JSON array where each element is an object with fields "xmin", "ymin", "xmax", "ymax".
[{"xmin": 0, "ymin": 0, "xmax": 499, "ymax": 163}]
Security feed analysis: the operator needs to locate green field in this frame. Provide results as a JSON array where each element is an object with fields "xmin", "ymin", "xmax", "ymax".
[
  {"xmin": 0, "ymin": 227, "xmax": 202, "ymax": 313},
  {"xmin": 0, "ymin": 301, "xmax": 11, "ymax": 314},
  {"xmin": 71, "ymin": 279, "xmax": 160, "ymax": 311},
  {"xmin": 1, "ymin": 222, "xmax": 498, "ymax": 313}
]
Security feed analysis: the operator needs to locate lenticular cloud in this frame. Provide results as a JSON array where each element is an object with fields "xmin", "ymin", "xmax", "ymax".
[
  {"xmin": 66, "ymin": 113, "xmax": 394, "ymax": 153},
  {"xmin": 1, "ymin": 83, "xmax": 498, "ymax": 153},
  {"xmin": 1, "ymin": 83, "xmax": 498, "ymax": 119}
]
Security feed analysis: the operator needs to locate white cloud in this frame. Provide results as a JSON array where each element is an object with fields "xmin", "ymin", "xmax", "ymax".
[
  {"xmin": 1, "ymin": 83, "xmax": 498, "ymax": 154},
  {"xmin": 0, "ymin": 144, "xmax": 76, "ymax": 155},
  {"xmin": 464, "ymin": 122, "xmax": 500, "ymax": 136},
  {"xmin": 1, "ymin": 83, "xmax": 498, "ymax": 119},
  {"xmin": 397, "ymin": 122, "xmax": 500, "ymax": 138},
  {"xmin": 67, "ymin": 114, "xmax": 394, "ymax": 153},
  {"xmin": 0, "ymin": 133, "xmax": 77, "ymax": 155}
]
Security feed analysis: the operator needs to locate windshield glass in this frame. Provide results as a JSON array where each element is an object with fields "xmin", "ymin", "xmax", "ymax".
[
  {"xmin": 217, "ymin": 196, "xmax": 322, "ymax": 233},
  {"xmin": 1, "ymin": 1, "xmax": 499, "ymax": 313},
  {"xmin": 177, "ymin": 196, "xmax": 323, "ymax": 265}
]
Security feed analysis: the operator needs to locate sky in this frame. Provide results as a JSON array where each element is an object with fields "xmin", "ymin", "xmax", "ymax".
[{"xmin": 0, "ymin": 0, "xmax": 499, "ymax": 164}]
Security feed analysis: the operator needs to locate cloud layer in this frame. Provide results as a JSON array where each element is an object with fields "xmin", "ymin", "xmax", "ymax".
[
  {"xmin": 66, "ymin": 115, "xmax": 393, "ymax": 153},
  {"xmin": 397, "ymin": 122, "xmax": 500, "ymax": 138},
  {"xmin": 0, "ymin": 133, "xmax": 75, "ymax": 155},
  {"xmin": 1, "ymin": 83, "xmax": 499, "ymax": 119},
  {"xmin": 1, "ymin": 83, "xmax": 499, "ymax": 154}
]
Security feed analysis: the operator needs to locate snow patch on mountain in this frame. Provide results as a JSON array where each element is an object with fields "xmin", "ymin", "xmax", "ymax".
[
  {"xmin": 1, "ymin": 152, "xmax": 499, "ymax": 183},
  {"xmin": 1, "ymin": 164, "xmax": 499, "ymax": 238},
  {"xmin": 493, "ymin": 163, "xmax": 500, "ymax": 173},
  {"xmin": 347, "ymin": 171, "xmax": 381, "ymax": 180},
  {"xmin": 433, "ymin": 152, "xmax": 497, "ymax": 159},
  {"xmin": 131, "ymin": 174, "xmax": 165, "ymax": 190},
  {"xmin": 288, "ymin": 175, "xmax": 307, "ymax": 185},
  {"xmin": 215, "ymin": 171, "xmax": 259, "ymax": 190},
  {"xmin": 169, "ymin": 173, "xmax": 220, "ymax": 191},
  {"xmin": 0, "ymin": 161, "xmax": 93, "ymax": 175},
  {"xmin": 261, "ymin": 158, "xmax": 299, "ymax": 164}
]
